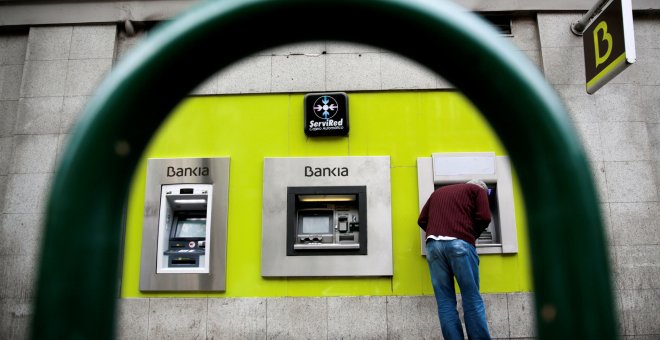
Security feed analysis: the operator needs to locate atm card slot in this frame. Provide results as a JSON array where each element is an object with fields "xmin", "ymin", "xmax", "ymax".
[{"xmin": 293, "ymin": 243, "xmax": 360, "ymax": 250}]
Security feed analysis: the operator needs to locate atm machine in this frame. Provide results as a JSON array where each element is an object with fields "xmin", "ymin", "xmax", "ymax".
[
  {"xmin": 287, "ymin": 186, "xmax": 367, "ymax": 256},
  {"xmin": 261, "ymin": 156, "xmax": 392, "ymax": 277},
  {"xmin": 139, "ymin": 157, "xmax": 230, "ymax": 291},
  {"xmin": 417, "ymin": 152, "xmax": 518, "ymax": 254},
  {"xmin": 156, "ymin": 184, "xmax": 212, "ymax": 272}
]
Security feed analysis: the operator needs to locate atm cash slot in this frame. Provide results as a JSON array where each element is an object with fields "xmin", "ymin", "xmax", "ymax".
[{"xmin": 294, "ymin": 243, "xmax": 361, "ymax": 250}]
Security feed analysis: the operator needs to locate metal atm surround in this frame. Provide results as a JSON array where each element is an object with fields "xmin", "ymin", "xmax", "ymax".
[
  {"xmin": 139, "ymin": 157, "xmax": 229, "ymax": 291},
  {"xmin": 417, "ymin": 152, "xmax": 518, "ymax": 255},
  {"xmin": 261, "ymin": 156, "xmax": 392, "ymax": 277}
]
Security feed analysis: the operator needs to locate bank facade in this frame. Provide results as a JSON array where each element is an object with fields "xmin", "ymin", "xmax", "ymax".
[{"xmin": 0, "ymin": 1, "xmax": 658, "ymax": 339}]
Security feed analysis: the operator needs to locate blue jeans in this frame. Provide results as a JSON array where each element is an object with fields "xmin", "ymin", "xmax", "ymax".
[{"xmin": 426, "ymin": 239, "xmax": 491, "ymax": 340}]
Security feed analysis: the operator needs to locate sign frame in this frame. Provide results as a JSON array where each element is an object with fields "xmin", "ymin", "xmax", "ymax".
[
  {"xmin": 582, "ymin": 0, "xmax": 636, "ymax": 94},
  {"xmin": 304, "ymin": 92, "xmax": 350, "ymax": 137}
]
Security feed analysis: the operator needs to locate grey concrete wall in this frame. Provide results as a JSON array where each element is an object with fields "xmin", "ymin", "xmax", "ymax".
[
  {"xmin": 185, "ymin": 17, "xmax": 543, "ymax": 96},
  {"xmin": 0, "ymin": 29, "xmax": 36, "ymax": 340},
  {"xmin": 0, "ymin": 25, "xmax": 116, "ymax": 340},
  {"xmin": 116, "ymin": 294, "xmax": 536, "ymax": 340},
  {"xmin": 1, "ymin": 12, "xmax": 658, "ymax": 340}
]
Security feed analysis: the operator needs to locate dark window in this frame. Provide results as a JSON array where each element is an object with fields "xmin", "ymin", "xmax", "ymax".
[{"xmin": 480, "ymin": 14, "xmax": 513, "ymax": 35}]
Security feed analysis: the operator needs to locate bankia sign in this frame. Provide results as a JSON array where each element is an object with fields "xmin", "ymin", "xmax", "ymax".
[
  {"xmin": 582, "ymin": 0, "xmax": 636, "ymax": 94},
  {"xmin": 304, "ymin": 92, "xmax": 349, "ymax": 137}
]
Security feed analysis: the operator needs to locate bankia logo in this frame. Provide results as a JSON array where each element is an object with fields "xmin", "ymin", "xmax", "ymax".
[
  {"xmin": 166, "ymin": 166, "xmax": 209, "ymax": 177},
  {"xmin": 304, "ymin": 92, "xmax": 349, "ymax": 137}
]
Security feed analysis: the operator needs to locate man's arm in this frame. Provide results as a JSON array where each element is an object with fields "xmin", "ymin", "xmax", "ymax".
[
  {"xmin": 473, "ymin": 189, "xmax": 492, "ymax": 237},
  {"xmin": 418, "ymin": 198, "xmax": 430, "ymax": 231}
]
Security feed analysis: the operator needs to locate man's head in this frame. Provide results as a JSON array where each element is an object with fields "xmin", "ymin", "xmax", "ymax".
[{"xmin": 466, "ymin": 179, "xmax": 488, "ymax": 191}]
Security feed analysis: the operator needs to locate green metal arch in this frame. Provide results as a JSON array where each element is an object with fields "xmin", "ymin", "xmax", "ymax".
[{"xmin": 32, "ymin": 0, "xmax": 616, "ymax": 339}]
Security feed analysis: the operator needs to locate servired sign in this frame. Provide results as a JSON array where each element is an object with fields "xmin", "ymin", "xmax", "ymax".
[{"xmin": 304, "ymin": 92, "xmax": 349, "ymax": 137}]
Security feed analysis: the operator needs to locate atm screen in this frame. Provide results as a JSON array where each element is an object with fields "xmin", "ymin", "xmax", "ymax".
[
  {"xmin": 299, "ymin": 213, "xmax": 332, "ymax": 234},
  {"xmin": 175, "ymin": 218, "xmax": 206, "ymax": 238},
  {"xmin": 487, "ymin": 186, "xmax": 498, "ymax": 208}
]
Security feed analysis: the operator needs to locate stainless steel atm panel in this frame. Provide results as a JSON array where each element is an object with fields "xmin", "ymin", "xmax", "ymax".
[
  {"xmin": 140, "ymin": 157, "xmax": 229, "ymax": 291},
  {"xmin": 261, "ymin": 156, "xmax": 392, "ymax": 277},
  {"xmin": 417, "ymin": 152, "xmax": 518, "ymax": 255}
]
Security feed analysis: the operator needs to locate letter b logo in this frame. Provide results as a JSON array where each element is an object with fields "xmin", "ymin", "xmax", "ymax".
[{"xmin": 593, "ymin": 21, "xmax": 613, "ymax": 68}]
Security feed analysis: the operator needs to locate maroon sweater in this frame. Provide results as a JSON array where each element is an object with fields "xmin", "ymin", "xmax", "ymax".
[{"xmin": 418, "ymin": 183, "xmax": 492, "ymax": 246}]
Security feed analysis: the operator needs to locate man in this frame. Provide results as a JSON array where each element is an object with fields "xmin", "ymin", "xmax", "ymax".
[{"xmin": 418, "ymin": 179, "xmax": 492, "ymax": 340}]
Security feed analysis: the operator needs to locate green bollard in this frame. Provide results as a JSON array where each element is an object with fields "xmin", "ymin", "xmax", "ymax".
[{"xmin": 31, "ymin": 0, "xmax": 617, "ymax": 339}]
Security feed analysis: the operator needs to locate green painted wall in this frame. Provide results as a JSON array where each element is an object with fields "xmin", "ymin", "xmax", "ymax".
[{"xmin": 121, "ymin": 91, "xmax": 531, "ymax": 298}]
